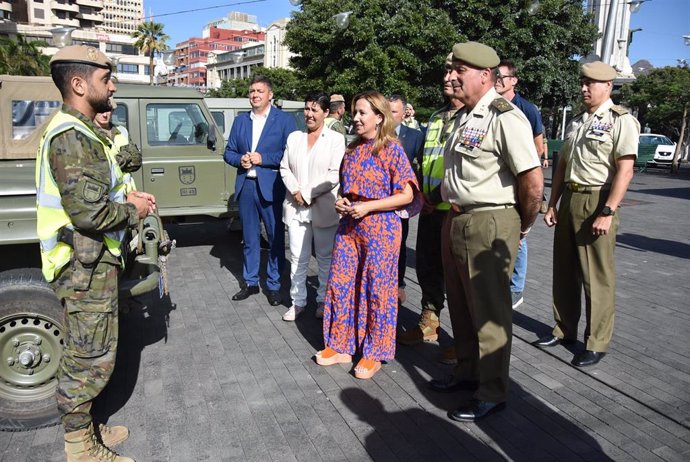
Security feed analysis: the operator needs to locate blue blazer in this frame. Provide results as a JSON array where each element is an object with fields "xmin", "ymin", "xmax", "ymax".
[
  {"xmin": 398, "ymin": 124, "xmax": 424, "ymax": 165},
  {"xmin": 223, "ymin": 108, "xmax": 297, "ymax": 203}
]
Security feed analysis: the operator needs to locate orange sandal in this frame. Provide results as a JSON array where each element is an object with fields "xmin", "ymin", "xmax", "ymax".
[
  {"xmin": 315, "ymin": 347, "xmax": 352, "ymax": 366},
  {"xmin": 354, "ymin": 358, "xmax": 381, "ymax": 380}
]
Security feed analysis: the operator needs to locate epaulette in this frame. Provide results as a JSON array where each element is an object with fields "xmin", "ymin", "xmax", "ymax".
[
  {"xmin": 491, "ymin": 98, "xmax": 513, "ymax": 113},
  {"xmin": 610, "ymin": 105, "xmax": 629, "ymax": 116}
]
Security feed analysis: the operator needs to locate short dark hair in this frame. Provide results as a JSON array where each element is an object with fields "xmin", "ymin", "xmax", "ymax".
[
  {"xmin": 249, "ymin": 74, "xmax": 273, "ymax": 92},
  {"xmin": 498, "ymin": 60, "xmax": 518, "ymax": 78},
  {"xmin": 305, "ymin": 91, "xmax": 330, "ymax": 112},
  {"xmin": 388, "ymin": 94, "xmax": 407, "ymax": 108},
  {"xmin": 51, "ymin": 62, "xmax": 99, "ymax": 98}
]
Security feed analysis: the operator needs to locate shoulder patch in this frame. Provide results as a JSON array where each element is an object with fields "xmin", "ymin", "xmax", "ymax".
[
  {"xmin": 80, "ymin": 178, "xmax": 106, "ymax": 203},
  {"xmin": 610, "ymin": 105, "xmax": 629, "ymax": 116},
  {"xmin": 491, "ymin": 98, "xmax": 513, "ymax": 113}
]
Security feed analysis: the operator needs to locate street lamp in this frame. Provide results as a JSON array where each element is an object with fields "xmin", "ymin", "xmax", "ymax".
[
  {"xmin": 628, "ymin": 0, "xmax": 649, "ymax": 13},
  {"xmin": 683, "ymin": 35, "xmax": 690, "ymax": 46},
  {"xmin": 50, "ymin": 27, "xmax": 75, "ymax": 48},
  {"xmin": 288, "ymin": 0, "xmax": 302, "ymax": 5},
  {"xmin": 231, "ymin": 51, "xmax": 246, "ymax": 64},
  {"xmin": 560, "ymin": 106, "xmax": 572, "ymax": 140},
  {"xmin": 333, "ymin": 12, "xmax": 352, "ymax": 30}
]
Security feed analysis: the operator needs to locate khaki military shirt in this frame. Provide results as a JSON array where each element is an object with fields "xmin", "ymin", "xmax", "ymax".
[
  {"xmin": 442, "ymin": 88, "xmax": 540, "ymax": 207},
  {"xmin": 561, "ymin": 99, "xmax": 640, "ymax": 186}
]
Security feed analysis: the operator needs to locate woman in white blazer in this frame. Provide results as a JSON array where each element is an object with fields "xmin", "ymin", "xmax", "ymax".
[{"xmin": 280, "ymin": 91, "xmax": 346, "ymax": 321}]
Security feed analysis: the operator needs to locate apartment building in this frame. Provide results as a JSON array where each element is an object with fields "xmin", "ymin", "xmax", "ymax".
[{"xmin": 101, "ymin": 0, "xmax": 143, "ymax": 35}]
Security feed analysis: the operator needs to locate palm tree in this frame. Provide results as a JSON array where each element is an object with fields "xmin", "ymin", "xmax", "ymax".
[
  {"xmin": 0, "ymin": 34, "xmax": 50, "ymax": 76},
  {"xmin": 131, "ymin": 21, "xmax": 169, "ymax": 85}
]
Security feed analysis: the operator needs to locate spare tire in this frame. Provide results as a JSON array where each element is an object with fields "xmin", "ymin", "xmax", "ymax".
[{"xmin": 0, "ymin": 269, "xmax": 63, "ymax": 431}]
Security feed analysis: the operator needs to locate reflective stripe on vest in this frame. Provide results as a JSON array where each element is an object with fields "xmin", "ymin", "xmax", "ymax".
[
  {"xmin": 36, "ymin": 112, "xmax": 126, "ymax": 281},
  {"xmin": 421, "ymin": 111, "xmax": 451, "ymax": 211},
  {"xmin": 111, "ymin": 125, "xmax": 137, "ymax": 194}
]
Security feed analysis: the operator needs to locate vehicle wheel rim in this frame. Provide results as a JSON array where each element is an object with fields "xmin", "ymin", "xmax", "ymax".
[{"xmin": 0, "ymin": 312, "xmax": 64, "ymax": 402}]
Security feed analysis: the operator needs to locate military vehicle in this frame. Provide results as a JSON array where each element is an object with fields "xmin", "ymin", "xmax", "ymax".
[{"xmin": 0, "ymin": 75, "xmax": 245, "ymax": 431}]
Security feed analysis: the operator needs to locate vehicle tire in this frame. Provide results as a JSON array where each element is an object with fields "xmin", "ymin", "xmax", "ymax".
[{"xmin": 0, "ymin": 269, "xmax": 64, "ymax": 431}]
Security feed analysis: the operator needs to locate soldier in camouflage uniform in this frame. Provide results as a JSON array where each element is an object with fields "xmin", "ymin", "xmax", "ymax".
[
  {"xmin": 95, "ymin": 100, "xmax": 141, "ymax": 195},
  {"xmin": 37, "ymin": 45, "xmax": 155, "ymax": 462}
]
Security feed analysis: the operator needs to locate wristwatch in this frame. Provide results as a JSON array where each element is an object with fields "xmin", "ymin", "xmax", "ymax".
[{"xmin": 600, "ymin": 206, "xmax": 616, "ymax": 216}]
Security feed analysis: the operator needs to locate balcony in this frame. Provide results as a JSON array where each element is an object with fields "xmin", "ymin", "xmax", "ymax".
[
  {"xmin": 52, "ymin": 17, "xmax": 80, "ymax": 27},
  {"xmin": 75, "ymin": 0, "xmax": 103, "ymax": 9},
  {"xmin": 51, "ymin": 1, "xmax": 79, "ymax": 13},
  {"xmin": 0, "ymin": 1, "xmax": 12, "ymax": 14},
  {"xmin": 76, "ymin": 12, "xmax": 103, "ymax": 22}
]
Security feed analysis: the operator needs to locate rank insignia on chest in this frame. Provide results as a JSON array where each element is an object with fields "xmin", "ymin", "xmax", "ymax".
[{"xmin": 458, "ymin": 126, "xmax": 486, "ymax": 149}]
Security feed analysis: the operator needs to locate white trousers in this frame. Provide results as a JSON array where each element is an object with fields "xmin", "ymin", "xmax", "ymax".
[{"xmin": 287, "ymin": 220, "xmax": 337, "ymax": 307}]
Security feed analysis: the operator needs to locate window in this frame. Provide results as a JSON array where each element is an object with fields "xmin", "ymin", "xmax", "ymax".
[
  {"xmin": 112, "ymin": 104, "xmax": 128, "ymax": 131},
  {"xmin": 117, "ymin": 63, "xmax": 139, "ymax": 74},
  {"xmin": 11, "ymin": 100, "xmax": 60, "ymax": 140},
  {"xmin": 146, "ymin": 103, "xmax": 210, "ymax": 146},
  {"xmin": 211, "ymin": 111, "xmax": 224, "ymax": 135},
  {"xmin": 34, "ymin": 8, "xmax": 44, "ymax": 19}
]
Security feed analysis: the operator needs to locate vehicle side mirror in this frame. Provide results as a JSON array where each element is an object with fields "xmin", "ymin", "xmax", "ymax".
[{"xmin": 207, "ymin": 125, "xmax": 217, "ymax": 151}]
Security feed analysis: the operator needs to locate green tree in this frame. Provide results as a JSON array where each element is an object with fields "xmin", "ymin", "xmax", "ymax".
[
  {"xmin": 207, "ymin": 66, "xmax": 307, "ymax": 101},
  {"xmin": 621, "ymin": 66, "xmax": 690, "ymax": 173},
  {"xmin": 0, "ymin": 35, "xmax": 50, "ymax": 76},
  {"xmin": 285, "ymin": 0, "xmax": 597, "ymax": 127},
  {"xmin": 131, "ymin": 21, "xmax": 169, "ymax": 85}
]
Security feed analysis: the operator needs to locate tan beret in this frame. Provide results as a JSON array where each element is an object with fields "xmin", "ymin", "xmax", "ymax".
[
  {"xmin": 50, "ymin": 45, "xmax": 112, "ymax": 70},
  {"xmin": 452, "ymin": 42, "xmax": 500, "ymax": 69},
  {"xmin": 580, "ymin": 61, "xmax": 617, "ymax": 81},
  {"xmin": 330, "ymin": 94, "xmax": 345, "ymax": 103},
  {"xmin": 445, "ymin": 52, "xmax": 453, "ymax": 66}
]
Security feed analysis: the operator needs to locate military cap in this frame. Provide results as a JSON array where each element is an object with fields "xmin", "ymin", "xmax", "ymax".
[
  {"xmin": 109, "ymin": 97, "xmax": 117, "ymax": 110},
  {"xmin": 580, "ymin": 61, "xmax": 617, "ymax": 81},
  {"xmin": 452, "ymin": 42, "xmax": 500, "ymax": 69},
  {"xmin": 445, "ymin": 52, "xmax": 454, "ymax": 66},
  {"xmin": 330, "ymin": 94, "xmax": 345, "ymax": 103},
  {"xmin": 50, "ymin": 45, "xmax": 112, "ymax": 70}
]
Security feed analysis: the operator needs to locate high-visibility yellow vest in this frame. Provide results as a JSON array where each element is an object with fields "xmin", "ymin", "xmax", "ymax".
[
  {"xmin": 111, "ymin": 125, "xmax": 137, "ymax": 194},
  {"xmin": 420, "ymin": 107, "xmax": 455, "ymax": 211},
  {"xmin": 35, "ymin": 111, "xmax": 127, "ymax": 281}
]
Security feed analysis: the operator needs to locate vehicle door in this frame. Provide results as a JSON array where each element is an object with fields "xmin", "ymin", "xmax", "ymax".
[{"xmin": 139, "ymin": 99, "xmax": 226, "ymax": 211}]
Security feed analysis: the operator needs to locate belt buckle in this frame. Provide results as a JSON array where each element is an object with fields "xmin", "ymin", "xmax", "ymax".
[{"xmin": 570, "ymin": 183, "xmax": 581, "ymax": 192}]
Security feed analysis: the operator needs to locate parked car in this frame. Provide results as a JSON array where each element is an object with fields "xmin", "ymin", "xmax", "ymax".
[{"xmin": 639, "ymin": 133, "xmax": 676, "ymax": 167}]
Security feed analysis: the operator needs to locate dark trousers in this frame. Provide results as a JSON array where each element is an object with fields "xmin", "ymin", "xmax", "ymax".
[{"xmin": 415, "ymin": 209, "xmax": 447, "ymax": 312}]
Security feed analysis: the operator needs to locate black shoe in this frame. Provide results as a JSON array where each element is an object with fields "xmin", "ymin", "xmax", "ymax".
[
  {"xmin": 571, "ymin": 350, "xmax": 605, "ymax": 367},
  {"xmin": 448, "ymin": 400, "xmax": 506, "ymax": 422},
  {"xmin": 533, "ymin": 335, "xmax": 575, "ymax": 348},
  {"xmin": 429, "ymin": 376, "xmax": 478, "ymax": 393},
  {"xmin": 266, "ymin": 290, "xmax": 282, "ymax": 306},
  {"xmin": 232, "ymin": 285, "xmax": 259, "ymax": 301}
]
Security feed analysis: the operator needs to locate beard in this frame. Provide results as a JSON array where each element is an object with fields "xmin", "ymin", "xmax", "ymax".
[{"xmin": 88, "ymin": 92, "xmax": 112, "ymax": 114}]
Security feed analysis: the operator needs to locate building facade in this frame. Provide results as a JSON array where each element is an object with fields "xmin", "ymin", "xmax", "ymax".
[
  {"xmin": 206, "ymin": 42, "xmax": 265, "ymax": 90},
  {"xmin": 101, "ymin": 0, "xmax": 143, "ymax": 35}
]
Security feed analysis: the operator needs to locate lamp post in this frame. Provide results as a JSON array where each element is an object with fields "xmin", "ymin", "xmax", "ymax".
[
  {"xmin": 683, "ymin": 35, "xmax": 690, "ymax": 46},
  {"xmin": 560, "ymin": 106, "xmax": 572, "ymax": 140},
  {"xmin": 50, "ymin": 27, "xmax": 75, "ymax": 48},
  {"xmin": 333, "ymin": 12, "xmax": 352, "ymax": 30}
]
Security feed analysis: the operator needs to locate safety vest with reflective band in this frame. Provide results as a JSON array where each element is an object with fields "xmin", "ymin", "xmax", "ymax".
[
  {"xmin": 35, "ymin": 111, "xmax": 127, "ymax": 281},
  {"xmin": 420, "ymin": 107, "xmax": 456, "ymax": 211},
  {"xmin": 111, "ymin": 125, "xmax": 137, "ymax": 194},
  {"xmin": 324, "ymin": 118, "xmax": 336, "ymax": 129}
]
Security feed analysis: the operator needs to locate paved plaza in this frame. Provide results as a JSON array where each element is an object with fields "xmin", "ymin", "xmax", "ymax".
[{"xmin": 1, "ymin": 166, "xmax": 689, "ymax": 461}]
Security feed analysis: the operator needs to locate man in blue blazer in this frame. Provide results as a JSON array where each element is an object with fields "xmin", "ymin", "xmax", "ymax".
[
  {"xmin": 224, "ymin": 75, "xmax": 297, "ymax": 305},
  {"xmin": 389, "ymin": 95, "xmax": 424, "ymax": 304}
]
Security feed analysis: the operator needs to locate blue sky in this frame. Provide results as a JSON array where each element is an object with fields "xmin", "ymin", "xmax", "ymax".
[{"xmin": 144, "ymin": 0, "xmax": 689, "ymax": 69}]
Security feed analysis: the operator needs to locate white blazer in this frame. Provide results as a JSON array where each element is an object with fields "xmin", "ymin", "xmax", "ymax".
[{"xmin": 280, "ymin": 127, "xmax": 346, "ymax": 228}]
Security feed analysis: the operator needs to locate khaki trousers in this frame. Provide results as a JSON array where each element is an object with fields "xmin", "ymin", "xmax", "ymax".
[
  {"xmin": 442, "ymin": 207, "xmax": 520, "ymax": 403},
  {"xmin": 552, "ymin": 189, "xmax": 619, "ymax": 352}
]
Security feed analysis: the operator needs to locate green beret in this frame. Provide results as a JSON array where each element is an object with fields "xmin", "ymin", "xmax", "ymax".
[
  {"xmin": 580, "ymin": 61, "xmax": 617, "ymax": 81},
  {"xmin": 452, "ymin": 42, "xmax": 500, "ymax": 69},
  {"xmin": 50, "ymin": 45, "xmax": 112, "ymax": 70}
]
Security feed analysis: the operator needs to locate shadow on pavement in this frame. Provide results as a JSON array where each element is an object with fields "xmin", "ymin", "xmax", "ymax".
[
  {"xmin": 92, "ymin": 291, "xmax": 176, "ymax": 424},
  {"xmin": 617, "ymin": 232, "xmax": 690, "ymax": 259}
]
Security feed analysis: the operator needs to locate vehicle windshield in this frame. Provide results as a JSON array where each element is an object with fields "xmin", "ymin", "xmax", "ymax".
[{"xmin": 640, "ymin": 135, "xmax": 673, "ymax": 145}]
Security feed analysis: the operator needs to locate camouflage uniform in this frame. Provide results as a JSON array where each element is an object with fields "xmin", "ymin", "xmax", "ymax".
[
  {"xmin": 111, "ymin": 128, "xmax": 142, "ymax": 173},
  {"xmin": 48, "ymin": 105, "xmax": 138, "ymax": 432}
]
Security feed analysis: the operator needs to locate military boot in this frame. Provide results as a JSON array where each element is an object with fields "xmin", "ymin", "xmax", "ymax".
[
  {"xmin": 64, "ymin": 425, "xmax": 134, "ymax": 462},
  {"xmin": 97, "ymin": 423, "xmax": 129, "ymax": 447},
  {"xmin": 398, "ymin": 309, "xmax": 440, "ymax": 345}
]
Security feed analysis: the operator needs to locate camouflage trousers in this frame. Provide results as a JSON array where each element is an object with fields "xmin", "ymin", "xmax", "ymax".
[{"xmin": 51, "ymin": 260, "xmax": 120, "ymax": 432}]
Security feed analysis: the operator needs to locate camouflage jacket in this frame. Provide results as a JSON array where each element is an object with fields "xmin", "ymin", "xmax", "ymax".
[
  {"xmin": 106, "ymin": 125, "xmax": 142, "ymax": 173},
  {"xmin": 49, "ymin": 105, "xmax": 138, "ymax": 262}
]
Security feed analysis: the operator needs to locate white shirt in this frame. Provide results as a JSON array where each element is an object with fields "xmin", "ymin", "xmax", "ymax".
[{"xmin": 247, "ymin": 106, "xmax": 271, "ymax": 178}]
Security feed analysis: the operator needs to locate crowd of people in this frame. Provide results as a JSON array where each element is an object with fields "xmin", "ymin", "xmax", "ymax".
[{"xmin": 38, "ymin": 39, "xmax": 639, "ymax": 461}]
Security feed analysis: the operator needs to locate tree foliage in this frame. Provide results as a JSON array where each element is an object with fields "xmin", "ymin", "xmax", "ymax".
[
  {"xmin": 621, "ymin": 66, "xmax": 690, "ymax": 140},
  {"xmin": 207, "ymin": 66, "xmax": 308, "ymax": 101},
  {"xmin": 0, "ymin": 35, "xmax": 50, "ymax": 76},
  {"xmin": 284, "ymin": 0, "xmax": 597, "ymax": 129},
  {"xmin": 131, "ymin": 21, "xmax": 170, "ymax": 85}
]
